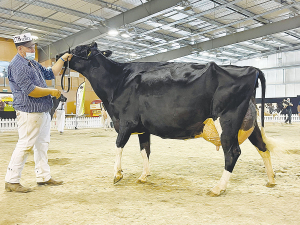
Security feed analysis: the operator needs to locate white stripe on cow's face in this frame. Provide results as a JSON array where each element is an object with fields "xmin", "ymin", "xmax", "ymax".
[{"xmin": 137, "ymin": 149, "xmax": 150, "ymax": 183}]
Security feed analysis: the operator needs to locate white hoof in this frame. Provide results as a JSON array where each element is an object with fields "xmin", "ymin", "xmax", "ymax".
[
  {"xmin": 137, "ymin": 174, "xmax": 150, "ymax": 183},
  {"xmin": 113, "ymin": 170, "xmax": 123, "ymax": 184}
]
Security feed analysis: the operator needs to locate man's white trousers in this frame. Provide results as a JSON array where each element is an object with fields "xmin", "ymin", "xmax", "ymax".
[
  {"xmin": 5, "ymin": 111, "xmax": 51, "ymax": 183},
  {"xmin": 56, "ymin": 110, "xmax": 65, "ymax": 133}
]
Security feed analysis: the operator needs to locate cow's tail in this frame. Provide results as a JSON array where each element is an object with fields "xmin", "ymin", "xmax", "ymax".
[
  {"xmin": 258, "ymin": 70, "xmax": 266, "ymax": 128},
  {"xmin": 257, "ymin": 70, "xmax": 276, "ymax": 154}
]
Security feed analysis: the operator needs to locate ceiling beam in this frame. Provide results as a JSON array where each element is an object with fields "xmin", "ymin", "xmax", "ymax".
[
  {"xmin": 38, "ymin": 0, "xmax": 183, "ymax": 62},
  {"xmin": 131, "ymin": 1, "xmax": 300, "ymax": 56},
  {"xmin": 0, "ymin": 6, "xmax": 85, "ymax": 30},
  {"xmin": 134, "ymin": 15, "xmax": 300, "ymax": 62},
  {"xmin": 18, "ymin": 0, "xmax": 105, "ymax": 22},
  {"xmin": 81, "ymin": 0, "xmax": 127, "ymax": 13}
]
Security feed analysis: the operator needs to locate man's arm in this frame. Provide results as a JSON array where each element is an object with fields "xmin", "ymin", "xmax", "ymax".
[
  {"xmin": 51, "ymin": 53, "xmax": 73, "ymax": 76},
  {"xmin": 28, "ymin": 86, "xmax": 61, "ymax": 99}
]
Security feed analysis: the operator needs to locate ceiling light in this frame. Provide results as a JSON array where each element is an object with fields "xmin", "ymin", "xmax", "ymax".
[
  {"xmin": 202, "ymin": 52, "xmax": 209, "ymax": 56},
  {"xmin": 171, "ymin": 42, "xmax": 180, "ymax": 47},
  {"xmin": 174, "ymin": 6, "xmax": 184, "ymax": 10},
  {"xmin": 121, "ymin": 33, "xmax": 130, "ymax": 38},
  {"xmin": 108, "ymin": 29, "xmax": 119, "ymax": 36},
  {"xmin": 130, "ymin": 52, "xmax": 137, "ymax": 57}
]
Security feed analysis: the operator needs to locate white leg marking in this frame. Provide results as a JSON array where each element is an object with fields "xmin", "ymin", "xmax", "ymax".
[
  {"xmin": 256, "ymin": 148, "xmax": 276, "ymax": 187},
  {"xmin": 209, "ymin": 170, "xmax": 231, "ymax": 196},
  {"xmin": 137, "ymin": 149, "xmax": 150, "ymax": 183},
  {"xmin": 114, "ymin": 147, "xmax": 123, "ymax": 183},
  {"xmin": 214, "ymin": 118, "xmax": 223, "ymax": 151}
]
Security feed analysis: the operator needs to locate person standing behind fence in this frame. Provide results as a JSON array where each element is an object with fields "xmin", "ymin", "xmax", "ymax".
[
  {"xmin": 56, "ymin": 101, "xmax": 65, "ymax": 134},
  {"xmin": 284, "ymin": 98, "xmax": 293, "ymax": 124},
  {"xmin": 5, "ymin": 33, "xmax": 72, "ymax": 193},
  {"xmin": 298, "ymin": 101, "xmax": 300, "ymax": 117}
]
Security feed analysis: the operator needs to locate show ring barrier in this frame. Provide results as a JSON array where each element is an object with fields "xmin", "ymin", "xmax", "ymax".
[{"xmin": 1, "ymin": 115, "xmax": 299, "ymax": 132}]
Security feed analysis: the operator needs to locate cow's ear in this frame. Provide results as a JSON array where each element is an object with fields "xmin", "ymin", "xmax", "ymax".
[
  {"xmin": 90, "ymin": 42, "xmax": 97, "ymax": 49},
  {"xmin": 101, "ymin": 50, "xmax": 112, "ymax": 57}
]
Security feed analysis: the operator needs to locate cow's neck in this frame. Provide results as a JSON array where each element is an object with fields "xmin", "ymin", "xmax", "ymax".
[{"xmin": 82, "ymin": 55, "xmax": 124, "ymax": 108}]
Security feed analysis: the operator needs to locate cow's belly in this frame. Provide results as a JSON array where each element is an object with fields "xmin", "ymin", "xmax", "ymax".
[
  {"xmin": 138, "ymin": 92, "xmax": 211, "ymax": 139},
  {"xmin": 143, "ymin": 120, "xmax": 206, "ymax": 139}
]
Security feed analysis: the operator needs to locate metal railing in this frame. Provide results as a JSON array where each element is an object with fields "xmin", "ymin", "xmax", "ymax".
[{"xmin": 1, "ymin": 114, "xmax": 299, "ymax": 132}]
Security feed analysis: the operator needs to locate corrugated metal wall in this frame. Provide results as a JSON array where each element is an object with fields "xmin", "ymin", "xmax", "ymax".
[{"xmin": 235, "ymin": 50, "xmax": 300, "ymax": 98}]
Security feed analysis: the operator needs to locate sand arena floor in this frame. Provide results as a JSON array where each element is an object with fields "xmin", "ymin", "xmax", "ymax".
[{"xmin": 0, "ymin": 122, "xmax": 300, "ymax": 225}]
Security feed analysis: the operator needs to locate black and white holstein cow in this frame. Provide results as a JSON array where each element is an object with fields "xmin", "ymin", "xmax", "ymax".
[{"xmin": 62, "ymin": 42, "xmax": 276, "ymax": 196}]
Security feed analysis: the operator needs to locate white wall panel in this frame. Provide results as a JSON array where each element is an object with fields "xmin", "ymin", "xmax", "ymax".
[
  {"xmin": 286, "ymin": 83, "xmax": 295, "ymax": 97},
  {"xmin": 268, "ymin": 54, "xmax": 277, "ymax": 67},
  {"xmin": 275, "ymin": 85, "xmax": 285, "ymax": 97},
  {"xmin": 284, "ymin": 51, "xmax": 295, "ymax": 65},
  {"xmin": 296, "ymin": 68, "xmax": 300, "ymax": 81},
  {"xmin": 266, "ymin": 85, "xmax": 275, "ymax": 98},
  {"xmin": 236, "ymin": 49, "xmax": 300, "ymax": 98},
  {"xmin": 295, "ymin": 83, "xmax": 300, "ymax": 96},
  {"xmin": 256, "ymin": 84, "xmax": 262, "ymax": 98},
  {"xmin": 275, "ymin": 70, "xmax": 284, "ymax": 84},
  {"xmin": 285, "ymin": 68, "xmax": 296, "ymax": 83},
  {"xmin": 295, "ymin": 51, "xmax": 300, "ymax": 64}
]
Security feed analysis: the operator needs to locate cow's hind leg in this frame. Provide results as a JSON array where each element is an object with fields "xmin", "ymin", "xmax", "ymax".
[
  {"xmin": 208, "ymin": 115, "xmax": 243, "ymax": 196},
  {"xmin": 248, "ymin": 124, "xmax": 276, "ymax": 187},
  {"xmin": 137, "ymin": 132, "xmax": 151, "ymax": 183}
]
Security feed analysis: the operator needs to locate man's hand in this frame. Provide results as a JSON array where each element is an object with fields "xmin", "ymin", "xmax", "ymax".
[
  {"xmin": 52, "ymin": 53, "xmax": 73, "ymax": 76},
  {"xmin": 61, "ymin": 53, "xmax": 73, "ymax": 62},
  {"xmin": 51, "ymin": 89, "xmax": 61, "ymax": 99}
]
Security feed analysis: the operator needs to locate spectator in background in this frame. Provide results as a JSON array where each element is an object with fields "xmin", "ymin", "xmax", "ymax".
[
  {"xmin": 284, "ymin": 98, "xmax": 293, "ymax": 124},
  {"xmin": 298, "ymin": 101, "xmax": 300, "ymax": 117},
  {"xmin": 0, "ymin": 99, "xmax": 4, "ymax": 111}
]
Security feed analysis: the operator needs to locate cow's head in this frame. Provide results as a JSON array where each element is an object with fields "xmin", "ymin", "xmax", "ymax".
[{"xmin": 56, "ymin": 42, "xmax": 113, "ymax": 74}]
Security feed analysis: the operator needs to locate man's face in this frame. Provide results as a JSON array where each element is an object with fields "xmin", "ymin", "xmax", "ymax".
[{"xmin": 18, "ymin": 45, "xmax": 35, "ymax": 58}]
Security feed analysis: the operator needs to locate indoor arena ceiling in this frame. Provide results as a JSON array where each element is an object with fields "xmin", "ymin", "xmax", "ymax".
[{"xmin": 0, "ymin": 0, "xmax": 300, "ymax": 64}]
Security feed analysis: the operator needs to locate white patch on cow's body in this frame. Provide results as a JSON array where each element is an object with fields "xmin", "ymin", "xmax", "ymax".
[
  {"xmin": 137, "ymin": 149, "xmax": 150, "ymax": 183},
  {"xmin": 114, "ymin": 147, "xmax": 123, "ymax": 183},
  {"xmin": 214, "ymin": 117, "xmax": 222, "ymax": 137},
  {"xmin": 208, "ymin": 170, "xmax": 231, "ymax": 196},
  {"xmin": 214, "ymin": 117, "xmax": 222, "ymax": 150}
]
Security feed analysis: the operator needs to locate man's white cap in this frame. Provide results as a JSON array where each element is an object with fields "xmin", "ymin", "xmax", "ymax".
[{"xmin": 13, "ymin": 33, "xmax": 35, "ymax": 47}]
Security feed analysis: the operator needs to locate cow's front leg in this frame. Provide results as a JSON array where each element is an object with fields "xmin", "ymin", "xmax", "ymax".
[
  {"xmin": 137, "ymin": 133, "xmax": 151, "ymax": 183},
  {"xmin": 114, "ymin": 127, "xmax": 131, "ymax": 184},
  {"xmin": 114, "ymin": 147, "xmax": 123, "ymax": 183}
]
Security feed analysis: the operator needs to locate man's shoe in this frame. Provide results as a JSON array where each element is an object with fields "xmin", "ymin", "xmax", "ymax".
[
  {"xmin": 5, "ymin": 182, "xmax": 32, "ymax": 193},
  {"xmin": 37, "ymin": 178, "xmax": 63, "ymax": 186}
]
